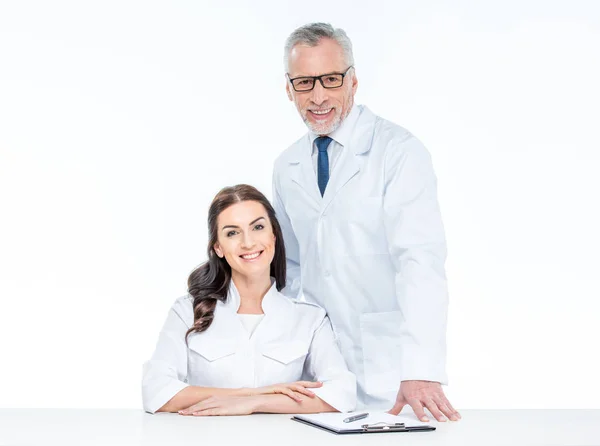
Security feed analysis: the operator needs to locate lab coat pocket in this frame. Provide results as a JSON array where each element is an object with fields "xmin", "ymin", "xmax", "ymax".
[
  {"xmin": 261, "ymin": 341, "xmax": 308, "ymax": 382},
  {"xmin": 187, "ymin": 337, "xmax": 238, "ymax": 386},
  {"xmin": 359, "ymin": 311, "xmax": 402, "ymax": 396}
]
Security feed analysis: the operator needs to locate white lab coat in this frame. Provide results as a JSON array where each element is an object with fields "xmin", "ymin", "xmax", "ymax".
[
  {"xmin": 142, "ymin": 280, "xmax": 356, "ymax": 414},
  {"xmin": 272, "ymin": 105, "xmax": 449, "ymax": 409}
]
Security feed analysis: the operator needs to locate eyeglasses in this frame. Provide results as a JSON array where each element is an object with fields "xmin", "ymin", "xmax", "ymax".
[{"xmin": 287, "ymin": 66, "xmax": 354, "ymax": 92}]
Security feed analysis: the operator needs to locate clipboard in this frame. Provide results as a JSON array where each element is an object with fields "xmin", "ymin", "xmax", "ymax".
[{"xmin": 291, "ymin": 411, "xmax": 436, "ymax": 435}]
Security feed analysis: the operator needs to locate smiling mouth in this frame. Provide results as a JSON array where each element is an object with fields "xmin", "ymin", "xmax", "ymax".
[
  {"xmin": 240, "ymin": 250, "xmax": 263, "ymax": 260},
  {"xmin": 309, "ymin": 108, "xmax": 333, "ymax": 119}
]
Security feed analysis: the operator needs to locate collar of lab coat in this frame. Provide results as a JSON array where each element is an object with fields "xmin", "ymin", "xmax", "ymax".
[
  {"xmin": 187, "ymin": 278, "xmax": 293, "ymax": 358},
  {"xmin": 284, "ymin": 104, "xmax": 378, "ymax": 207},
  {"xmin": 224, "ymin": 278, "xmax": 286, "ymax": 316},
  {"xmin": 288, "ymin": 104, "xmax": 377, "ymax": 164},
  {"xmin": 308, "ymin": 103, "xmax": 360, "ymax": 151}
]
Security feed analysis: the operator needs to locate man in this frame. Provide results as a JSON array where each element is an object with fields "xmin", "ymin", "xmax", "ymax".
[{"xmin": 272, "ymin": 23, "xmax": 460, "ymax": 422}]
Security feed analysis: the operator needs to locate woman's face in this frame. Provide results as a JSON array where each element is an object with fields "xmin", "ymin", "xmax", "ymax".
[{"xmin": 213, "ymin": 200, "xmax": 276, "ymax": 280}]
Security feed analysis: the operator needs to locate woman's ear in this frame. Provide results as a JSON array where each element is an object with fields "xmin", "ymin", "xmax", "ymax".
[{"xmin": 214, "ymin": 243, "xmax": 223, "ymax": 258}]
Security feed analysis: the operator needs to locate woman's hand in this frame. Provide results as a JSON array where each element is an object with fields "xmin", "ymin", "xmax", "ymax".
[
  {"xmin": 179, "ymin": 395, "xmax": 261, "ymax": 416},
  {"xmin": 249, "ymin": 381, "xmax": 323, "ymax": 403},
  {"xmin": 177, "ymin": 381, "xmax": 323, "ymax": 415}
]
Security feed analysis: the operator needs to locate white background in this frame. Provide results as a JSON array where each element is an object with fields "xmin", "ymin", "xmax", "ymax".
[{"xmin": 1, "ymin": 0, "xmax": 599, "ymax": 410}]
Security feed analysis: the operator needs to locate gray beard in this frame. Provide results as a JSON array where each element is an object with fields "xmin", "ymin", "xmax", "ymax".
[{"xmin": 303, "ymin": 112, "xmax": 342, "ymax": 136}]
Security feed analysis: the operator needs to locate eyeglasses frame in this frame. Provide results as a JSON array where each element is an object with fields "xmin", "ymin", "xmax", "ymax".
[{"xmin": 287, "ymin": 66, "xmax": 354, "ymax": 92}]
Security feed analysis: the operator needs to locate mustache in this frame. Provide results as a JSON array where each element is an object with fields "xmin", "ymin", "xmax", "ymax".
[{"xmin": 304, "ymin": 106, "xmax": 334, "ymax": 111}]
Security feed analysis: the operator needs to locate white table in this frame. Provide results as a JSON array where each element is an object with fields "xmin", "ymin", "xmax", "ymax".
[{"xmin": 1, "ymin": 409, "xmax": 599, "ymax": 446}]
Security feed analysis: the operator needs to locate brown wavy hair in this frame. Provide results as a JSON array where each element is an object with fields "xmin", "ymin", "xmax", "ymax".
[{"xmin": 185, "ymin": 184, "xmax": 286, "ymax": 342}]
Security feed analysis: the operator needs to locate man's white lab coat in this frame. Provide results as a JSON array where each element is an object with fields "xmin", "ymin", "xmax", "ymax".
[{"xmin": 272, "ymin": 105, "xmax": 449, "ymax": 409}]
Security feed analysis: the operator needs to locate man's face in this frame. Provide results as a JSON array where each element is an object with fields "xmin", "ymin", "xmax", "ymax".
[{"xmin": 286, "ymin": 38, "xmax": 358, "ymax": 135}]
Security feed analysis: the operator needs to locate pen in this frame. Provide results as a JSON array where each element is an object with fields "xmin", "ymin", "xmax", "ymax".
[{"xmin": 343, "ymin": 412, "xmax": 369, "ymax": 423}]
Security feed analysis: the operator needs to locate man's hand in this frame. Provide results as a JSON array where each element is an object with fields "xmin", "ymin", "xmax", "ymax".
[
  {"xmin": 179, "ymin": 396, "xmax": 261, "ymax": 416},
  {"xmin": 388, "ymin": 380, "xmax": 461, "ymax": 422}
]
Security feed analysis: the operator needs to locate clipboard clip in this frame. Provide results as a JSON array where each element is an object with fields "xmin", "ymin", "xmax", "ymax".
[{"xmin": 361, "ymin": 422, "xmax": 408, "ymax": 432}]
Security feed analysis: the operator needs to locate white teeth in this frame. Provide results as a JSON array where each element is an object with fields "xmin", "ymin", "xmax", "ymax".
[
  {"xmin": 312, "ymin": 109, "xmax": 332, "ymax": 115},
  {"xmin": 241, "ymin": 252, "xmax": 260, "ymax": 260}
]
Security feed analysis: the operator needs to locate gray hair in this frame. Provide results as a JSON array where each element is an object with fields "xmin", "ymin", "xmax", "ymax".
[{"xmin": 283, "ymin": 22, "xmax": 354, "ymax": 72}]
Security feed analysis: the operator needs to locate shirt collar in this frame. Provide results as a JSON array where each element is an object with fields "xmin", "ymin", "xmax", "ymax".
[
  {"xmin": 226, "ymin": 277, "xmax": 278, "ymax": 313},
  {"xmin": 309, "ymin": 103, "xmax": 360, "ymax": 152}
]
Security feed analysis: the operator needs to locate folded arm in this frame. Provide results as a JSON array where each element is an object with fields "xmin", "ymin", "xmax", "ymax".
[
  {"xmin": 156, "ymin": 385, "xmax": 247, "ymax": 413},
  {"xmin": 179, "ymin": 392, "xmax": 335, "ymax": 416}
]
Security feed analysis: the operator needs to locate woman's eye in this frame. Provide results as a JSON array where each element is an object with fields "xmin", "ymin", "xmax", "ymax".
[
  {"xmin": 226, "ymin": 230, "xmax": 237, "ymax": 237},
  {"xmin": 254, "ymin": 224, "xmax": 264, "ymax": 230}
]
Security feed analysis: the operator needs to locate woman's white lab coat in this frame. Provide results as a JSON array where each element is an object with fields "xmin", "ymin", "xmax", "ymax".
[{"xmin": 142, "ymin": 280, "xmax": 356, "ymax": 413}]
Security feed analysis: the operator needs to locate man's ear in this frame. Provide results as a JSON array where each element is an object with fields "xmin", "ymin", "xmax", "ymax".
[
  {"xmin": 286, "ymin": 81, "xmax": 293, "ymax": 101},
  {"xmin": 351, "ymin": 71, "xmax": 359, "ymax": 96}
]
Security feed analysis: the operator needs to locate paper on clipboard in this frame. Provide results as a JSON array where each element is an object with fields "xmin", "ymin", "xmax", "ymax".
[{"xmin": 292, "ymin": 411, "xmax": 434, "ymax": 434}]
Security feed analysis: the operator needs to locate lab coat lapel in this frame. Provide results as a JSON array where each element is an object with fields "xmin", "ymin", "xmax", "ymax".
[
  {"xmin": 320, "ymin": 145, "xmax": 360, "ymax": 209},
  {"xmin": 321, "ymin": 106, "xmax": 377, "ymax": 210},
  {"xmin": 253, "ymin": 286, "xmax": 293, "ymax": 343},
  {"xmin": 289, "ymin": 135, "xmax": 322, "ymax": 208}
]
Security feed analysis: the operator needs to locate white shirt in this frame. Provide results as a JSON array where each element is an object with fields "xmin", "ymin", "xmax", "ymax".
[
  {"xmin": 273, "ymin": 105, "xmax": 449, "ymax": 409},
  {"xmin": 309, "ymin": 104, "xmax": 360, "ymax": 176},
  {"xmin": 238, "ymin": 313, "xmax": 264, "ymax": 337},
  {"xmin": 142, "ymin": 280, "xmax": 356, "ymax": 414}
]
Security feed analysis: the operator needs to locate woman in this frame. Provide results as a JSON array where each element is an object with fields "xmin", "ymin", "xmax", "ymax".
[{"xmin": 142, "ymin": 184, "xmax": 356, "ymax": 415}]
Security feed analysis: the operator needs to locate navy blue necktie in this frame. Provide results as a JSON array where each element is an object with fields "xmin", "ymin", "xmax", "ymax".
[{"xmin": 316, "ymin": 136, "xmax": 332, "ymax": 196}]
